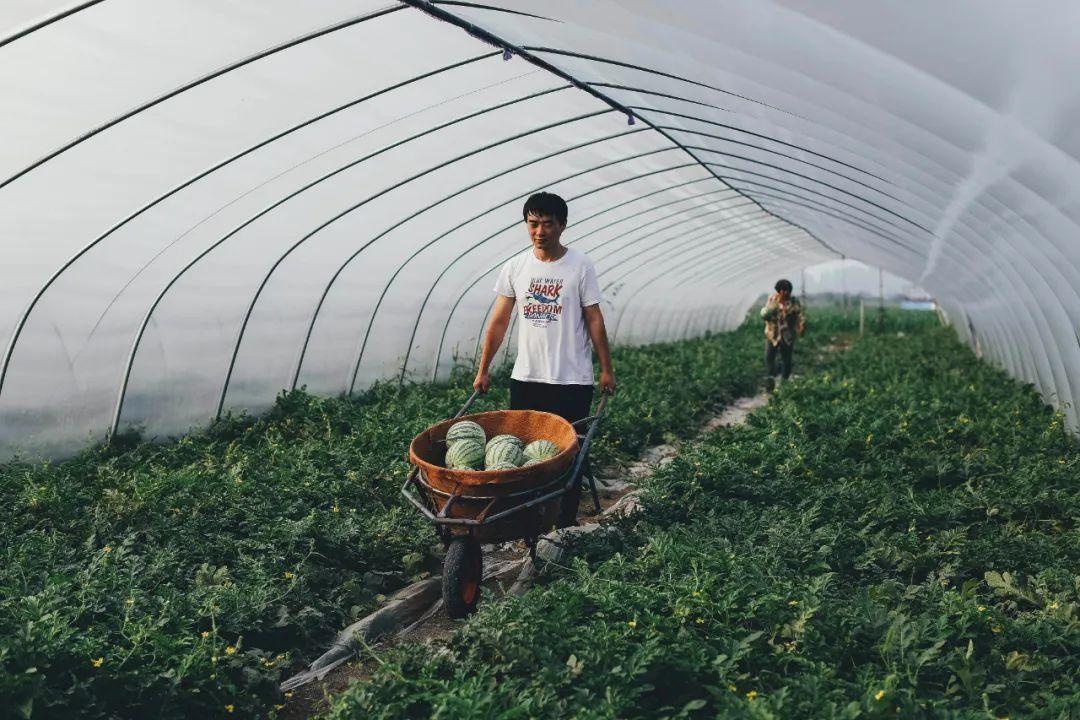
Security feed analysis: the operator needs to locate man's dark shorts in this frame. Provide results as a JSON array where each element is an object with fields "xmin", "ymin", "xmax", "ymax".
[{"xmin": 509, "ymin": 379, "xmax": 594, "ymax": 527}]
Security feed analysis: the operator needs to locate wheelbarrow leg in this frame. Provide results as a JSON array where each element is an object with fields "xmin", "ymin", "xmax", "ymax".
[
  {"xmin": 443, "ymin": 535, "xmax": 483, "ymax": 619},
  {"xmin": 586, "ymin": 473, "xmax": 601, "ymax": 514}
]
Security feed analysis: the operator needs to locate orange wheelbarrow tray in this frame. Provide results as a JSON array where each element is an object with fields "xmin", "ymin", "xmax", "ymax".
[{"xmin": 400, "ymin": 391, "xmax": 609, "ymax": 618}]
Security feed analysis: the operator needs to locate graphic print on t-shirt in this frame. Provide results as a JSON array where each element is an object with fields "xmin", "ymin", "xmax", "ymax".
[{"xmin": 523, "ymin": 276, "xmax": 563, "ymax": 327}]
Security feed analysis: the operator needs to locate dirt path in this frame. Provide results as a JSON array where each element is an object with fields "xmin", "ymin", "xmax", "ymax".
[{"xmin": 278, "ymin": 391, "xmax": 770, "ymax": 719}]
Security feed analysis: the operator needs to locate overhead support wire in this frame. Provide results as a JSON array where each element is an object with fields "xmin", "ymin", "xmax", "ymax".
[{"xmin": 399, "ymin": 0, "xmax": 838, "ymax": 258}]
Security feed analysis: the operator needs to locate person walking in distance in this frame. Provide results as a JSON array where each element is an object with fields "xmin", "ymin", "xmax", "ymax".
[
  {"xmin": 473, "ymin": 191, "xmax": 616, "ymax": 526},
  {"xmin": 761, "ymin": 278, "xmax": 806, "ymax": 390}
]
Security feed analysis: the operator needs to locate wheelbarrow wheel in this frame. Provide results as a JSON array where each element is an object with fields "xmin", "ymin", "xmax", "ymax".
[{"xmin": 443, "ymin": 536, "xmax": 482, "ymax": 618}]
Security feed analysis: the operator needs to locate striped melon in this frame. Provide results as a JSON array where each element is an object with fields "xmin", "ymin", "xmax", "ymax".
[
  {"xmin": 485, "ymin": 434, "xmax": 524, "ymax": 468},
  {"xmin": 522, "ymin": 457, "xmax": 544, "ymax": 467},
  {"xmin": 486, "ymin": 460, "xmax": 519, "ymax": 471},
  {"xmin": 445, "ymin": 438, "xmax": 484, "ymax": 470},
  {"xmin": 523, "ymin": 439, "xmax": 559, "ymax": 463},
  {"xmin": 446, "ymin": 420, "xmax": 485, "ymax": 447}
]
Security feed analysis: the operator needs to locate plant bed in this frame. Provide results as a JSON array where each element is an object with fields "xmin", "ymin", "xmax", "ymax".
[{"xmin": 325, "ymin": 316, "xmax": 1078, "ymax": 719}]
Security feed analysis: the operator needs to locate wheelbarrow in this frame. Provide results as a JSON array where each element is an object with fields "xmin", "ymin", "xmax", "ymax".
[{"xmin": 401, "ymin": 391, "xmax": 609, "ymax": 618}]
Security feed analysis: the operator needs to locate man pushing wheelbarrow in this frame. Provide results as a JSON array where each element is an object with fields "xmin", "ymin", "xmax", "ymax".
[
  {"xmin": 473, "ymin": 191, "xmax": 617, "ymax": 527},
  {"xmin": 403, "ymin": 192, "xmax": 616, "ymax": 618}
]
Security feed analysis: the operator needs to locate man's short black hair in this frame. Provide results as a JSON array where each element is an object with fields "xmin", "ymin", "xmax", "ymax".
[
  {"xmin": 523, "ymin": 192, "xmax": 568, "ymax": 224},
  {"xmin": 775, "ymin": 278, "xmax": 794, "ymax": 292}
]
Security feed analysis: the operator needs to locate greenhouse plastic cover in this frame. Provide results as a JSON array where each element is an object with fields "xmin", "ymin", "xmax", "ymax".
[{"xmin": 1, "ymin": 0, "xmax": 1078, "ymax": 459}]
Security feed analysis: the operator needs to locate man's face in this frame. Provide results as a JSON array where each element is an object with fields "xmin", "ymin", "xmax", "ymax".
[
  {"xmin": 778, "ymin": 288, "xmax": 791, "ymax": 301},
  {"xmin": 525, "ymin": 212, "xmax": 566, "ymax": 252}
]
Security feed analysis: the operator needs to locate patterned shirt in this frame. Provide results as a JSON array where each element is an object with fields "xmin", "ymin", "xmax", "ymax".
[{"xmin": 760, "ymin": 293, "xmax": 806, "ymax": 346}]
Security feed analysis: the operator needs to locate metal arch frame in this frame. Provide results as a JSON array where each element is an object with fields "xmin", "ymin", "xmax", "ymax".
[
  {"xmin": 617, "ymin": 223, "xmax": 804, "ymax": 308},
  {"xmin": 402, "ymin": 1, "xmax": 836, "ymax": 255},
  {"xmin": 746, "ymin": 178, "xmax": 1057, "ymax": 378},
  {"xmin": 465, "ymin": 218, "xmax": 800, "ymax": 371},
  {"xmin": 385, "ymin": 156, "xmax": 726, "ymax": 389},
  {"xmin": 650, "ymin": 231, "xmax": 816, "ymax": 298},
  {"xmin": 527, "ymin": 45, "xmax": 1020, "ymax": 212},
  {"xmin": 595, "ymin": 206, "xmax": 772, "ymax": 279},
  {"xmin": 910, "ymin": 221, "xmax": 1078, "ymax": 409},
  {"xmin": 715, "ymin": 180, "xmax": 923, "ymax": 263},
  {"xmin": 531, "ymin": 51, "xmax": 1071, "ymax": 270},
  {"xmin": 340, "ymin": 152, "xmax": 694, "ymax": 390},
  {"xmin": 658, "ymin": 125, "xmax": 905, "ymax": 205},
  {"xmin": 0, "ymin": 1, "xmax": 105, "ymax": 49},
  {"xmin": 756, "ymin": 198, "xmax": 1064, "ymax": 402},
  {"xmin": 326, "ymin": 181, "xmax": 744, "ymax": 392},
  {"xmin": 617, "ymin": 157, "xmax": 918, "ymax": 259},
  {"xmin": 600, "ymin": 213, "xmax": 785, "ymax": 290},
  {"xmin": 611, "ymin": 229, "xmax": 816, "ymax": 342},
  {"xmin": 109, "ymin": 105, "xmax": 620, "ymax": 436},
  {"xmin": 429, "ymin": 2, "xmax": 559, "ymax": 22},
  {"xmin": 662, "ymin": 264, "xmax": 797, "ymax": 343},
  {"xmin": 440, "ymin": 204, "xmax": 778, "ymax": 380},
  {"xmin": 585, "ymin": 199, "xmax": 758, "ymax": 264},
  {"xmin": 429, "ymin": 170, "xmax": 740, "ymax": 378},
  {"xmin": 718, "ymin": 183, "xmax": 921, "ymax": 256},
  {"xmin": 6, "ymin": 2, "xmax": 1071, "ymax": 442},
  {"xmin": 623, "ymin": 104, "xmax": 890, "ymax": 185},
  {"xmin": 580, "ymin": 204, "xmax": 760, "ymax": 269},
  {"xmin": 209, "ymin": 107, "xmax": 630, "ymax": 421},
  {"xmin": 521, "ymin": 46, "xmax": 799, "ymax": 118},
  {"xmin": 618, "ymin": 242, "xmax": 823, "ymax": 345},
  {"xmin": 461, "ymin": 216, "xmax": 781, "ymax": 370},
  {"xmin": 0, "ymin": 46, "xmax": 506, "ymax": 401},
  {"xmin": 0, "ymin": 5, "xmax": 406, "ymax": 192},
  {"xmin": 683, "ymin": 234, "xmax": 823, "ymax": 288},
  {"xmin": 629, "ymin": 105, "xmax": 887, "ymax": 184},
  {"xmin": 634, "ymin": 105, "xmax": 1080, "ymax": 283},
  {"xmin": 287, "ymin": 125, "xmax": 655, "ymax": 391},
  {"xmin": 635, "ymin": 104, "xmax": 1080, "ymax": 297},
  {"xmin": 587, "ymin": 83, "xmax": 732, "ymax": 114},
  {"xmin": 689, "ymin": 150, "xmax": 928, "ymax": 237},
  {"xmin": 677, "ymin": 238, "xmax": 827, "ymax": 291}
]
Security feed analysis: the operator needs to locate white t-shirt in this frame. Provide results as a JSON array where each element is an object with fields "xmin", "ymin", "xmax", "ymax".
[{"xmin": 494, "ymin": 247, "xmax": 603, "ymax": 385}]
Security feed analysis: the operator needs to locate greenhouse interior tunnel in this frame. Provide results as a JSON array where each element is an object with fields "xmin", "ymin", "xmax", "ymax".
[{"xmin": 3, "ymin": 0, "xmax": 1080, "ymax": 461}]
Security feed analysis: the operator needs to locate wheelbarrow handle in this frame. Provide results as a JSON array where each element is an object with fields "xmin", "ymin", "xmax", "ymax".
[
  {"xmin": 571, "ymin": 390, "xmax": 611, "ymax": 430},
  {"xmin": 453, "ymin": 390, "xmax": 481, "ymax": 419}
]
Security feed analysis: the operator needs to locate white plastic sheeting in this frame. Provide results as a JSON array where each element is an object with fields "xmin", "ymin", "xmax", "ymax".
[{"xmin": 1, "ymin": 1, "xmax": 1077, "ymax": 458}]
